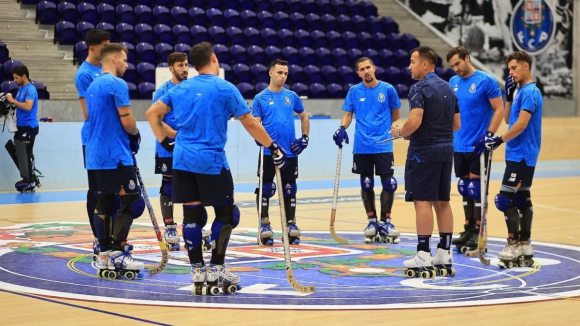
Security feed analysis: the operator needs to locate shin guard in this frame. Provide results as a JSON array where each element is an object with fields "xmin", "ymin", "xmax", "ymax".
[
  {"xmin": 160, "ymin": 195, "xmax": 174, "ymax": 225},
  {"xmin": 361, "ymin": 190, "xmax": 376, "ymax": 217},
  {"xmin": 379, "ymin": 190, "xmax": 394, "ymax": 222},
  {"xmin": 86, "ymin": 190, "xmax": 98, "ymax": 237},
  {"xmin": 515, "ymin": 190, "xmax": 533, "ymax": 241},
  {"xmin": 183, "ymin": 205, "xmax": 208, "ymax": 264},
  {"xmin": 210, "ymin": 204, "xmax": 240, "ymax": 265}
]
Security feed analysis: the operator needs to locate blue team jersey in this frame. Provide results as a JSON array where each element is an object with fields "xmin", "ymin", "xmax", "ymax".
[
  {"xmin": 75, "ymin": 61, "xmax": 102, "ymax": 145},
  {"xmin": 506, "ymin": 83, "xmax": 542, "ymax": 167},
  {"xmin": 15, "ymin": 83, "xmax": 38, "ymax": 128},
  {"xmin": 252, "ymin": 87, "xmax": 305, "ymax": 157},
  {"xmin": 407, "ymin": 73, "xmax": 458, "ymax": 162},
  {"xmin": 449, "ymin": 70, "xmax": 501, "ymax": 152},
  {"xmin": 342, "ymin": 81, "xmax": 401, "ymax": 154},
  {"xmin": 159, "ymin": 74, "xmax": 250, "ymax": 174},
  {"xmin": 153, "ymin": 80, "xmax": 179, "ymax": 158},
  {"xmin": 85, "ymin": 73, "xmax": 132, "ymax": 170}
]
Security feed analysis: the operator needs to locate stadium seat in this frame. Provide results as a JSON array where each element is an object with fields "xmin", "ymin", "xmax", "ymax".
[
  {"xmin": 120, "ymin": 41, "xmax": 136, "ymax": 63},
  {"xmin": 116, "ymin": 23, "xmax": 135, "ymax": 44},
  {"xmin": 326, "ymin": 83, "xmax": 345, "ymax": 98},
  {"xmin": 321, "ymin": 65, "xmax": 338, "ymax": 84},
  {"xmin": 393, "ymin": 49, "xmax": 409, "ymax": 68},
  {"xmin": 388, "ymin": 33, "xmax": 406, "ymax": 51},
  {"xmin": 278, "ymin": 29, "xmax": 294, "ymax": 48},
  {"xmin": 261, "ymin": 28, "xmax": 278, "ymax": 47},
  {"xmin": 0, "ymin": 42, "xmax": 9, "ymax": 67},
  {"xmin": 232, "ymin": 63, "xmax": 251, "ymax": 83},
  {"xmin": 173, "ymin": 0, "xmax": 189, "ymax": 7},
  {"xmin": 255, "ymin": 82, "xmax": 269, "ymax": 93},
  {"xmin": 116, "ymin": 4, "xmax": 135, "ymax": 25},
  {"xmin": 154, "ymin": 24, "xmax": 173, "ymax": 44},
  {"xmin": 138, "ymin": 82, "xmax": 155, "ymax": 100},
  {"xmin": 137, "ymin": 62, "xmax": 155, "ymax": 83},
  {"xmin": 173, "ymin": 43, "xmax": 191, "ymax": 56},
  {"xmin": 332, "ymin": 48, "xmax": 349, "ymax": 67},
  {"xmin": 191, "ymin": 25, "xmax": 210, "ymax": 44},
  {"xmin": 189, "ymin": 7, "xmax": 207, "ymax": 27},
  {"xmin": 317, "ymin": 0, "xmax": 333, "ymax": 15},
  {"xmin": 358, "ymin": 31, "xmax": 373, "ymax": 49},
  {"xmin": 342, "ymin": 31, "xmax": 359, "ymax": 49},
  {"xmin": 237, "ymin": 82, "xmax": 255, "ymax": 98},
  {"xmin": 207, "ymin": 0, "xmax": 222, "ymax": 10},
  {"xmin": 347, "ymin": 48, "xmax": 363, "ymax": 62},
  {"xmin": 385, "ymin": 66, "xmax": 403, "ymax": 85},
  {"xmin": 246, "ymin": 45, "xmax": 265, "ymax": 65},
  {"xmin": 316, "ymin": 47, "xmax": 333, "ymax": 66},
  {"xmin": 230, "ymin": 45, "xmax": 248, "ymax": 64},
  {"xmin": 374, "ymin": 66, "xmax": 386, "ymax": 81},
  {"xmin": 251, "ymin": 63, "xmax": 269, "ymax": 83},
  {"xmin": 363, "ymin": 48, "xmax": 380, "ymax": 66},
  {"xmin": 153, "ymin": 5, "xmax": 171, "ymax": 25},
  {"xmin": 36, "ymin": 1, "xmax": 58, "ymax": 25},
  {"xmin": 380, "ymin": 17, "xmax": 399, "ymax": 34},
  {"xmin": 288, "ymin": 0, "xmax": 304, "ymax": 13},
  {"xmin": 155, "ymin": 43, "xmax": 173, "ymax": 64},
  {"xmin": 264, "ymin": 45, "xmax": 281, "ymax": 62},
  {"xmin": 288, "ymin": 64, "xmax": 305, "ymax": 84},
  {"xmin": 401, "ymin": 33, "xmax": 420, "ymax": 51},
  {"xmin": 209, "ymin": 26, "xmax": 227, "ymax": 46},
  {"xmin": 321, "ymin": 13, "xmax": 338, "ymax": 32},
  {"xmin": 96, "ymin": 22, "xmax": 116, "ymax": 42},
  {"xmin": 336, "ymin": 15, "xmax": 352, "ymax": 33},
  {"xmin": 338, "ymin": 65, "xmax": 359, "ymax": 85},
  {"xmin": 136, "ymin": 42, "xmax": 155, "ymax": 64},
  {"xmin": 346, "ymin": 0, "xmax": 363, "ymax": 16},
  {"xmin": 58, "ymin": 2, "xmax": 78, "ymax": 23},
  {"xmin": 369, "ymin": 16, "xmax": 382, "ymax": 34},
  {"xmin": 173, "ymin": 24, "xmax": 191, "ymax": 45},
  {"xmin": 274, "ymin": 11, "xmax": 291, "ymax": 30},
  {"xmin": 54, "ymin": 21, "xmax": 76, "ymax": 45},
  {"xmin": 171, "ymin": 6, "xmax": 189, "ymax": 26},
  {"xmin": 31, "ymin": 81, "xmax": 50, "ymax": 100},
  {"xmin": 135, "ymin": 23, "xmax": 154, "ymax": 44},
  {"xmin": 126, "ymin": 81, "xmax": 139, "ymax": 99},
  {"xmin": 282, "ymin": 46, "xmax": 300, "ymax": 66},
  {"xmin": 189, "ymin": 0, "xmax": 205, "ymax": 8},
  {"xmin": 272, "ymin": 0, "xmax": 289, "ymax": 12},
  {"xmin": 213, "ymin": 44, "xmax": 230, "ymax": 65},
  {"xmin": 257, "ymin": 11, "xmax": 275, "ymax": 29},
  {"xmin": 327, "ymin": 31, "xmax": 345, "ymax": 49},
  {"xmin": 306, "ymin": 13, "xmax": 323, "ymax": 31},
  {"xmin": 224, "ymin": 9, "xmax": 242, "ymax": 28},
  {"xmin": 304, "ymin": 64, "xmax": 322, "ymax": 84},
  {"xmin": 96, "ymin": 3, "xmax": 115, "ymax": 25},
  {"xmin": 78, "ymin": 2, "xmax": 98, "ymax": 25},
  {"xmin": 76, "ymin": 21, "xmax": 94, "ymax": 41},
  {"xmin": 206, "ymin": 8, "xmax": 224, "ymax": 27},
  {"xmin": 290, "ymin": 12, "xmax": 307, "ymax": 30},
  {"xmin": 334, "ymin": 0, "xmax": 348, "ymax": 15},
  {"xmin": 240, "ymin": 10, "xmax": 258, "ymax": 29},
  {"xmin": 220, "ymin": 63, "xmax": 232, "ymax": 81},
  {"xmin": 73, "ymin": 41, "xmax": 87, "ymax": 65},
  {"xmin": 304, "ymin": 0, "xmax": 319, "ymax": 14},
  {"xmin": 123, "ymin": 62, "xmax": 137, "ymax": 85},
  {"xmin": 311, "ymin": 30, "xmax": 328, "ymax": 48},
  {"xmin": 291, "ymin": 82, "xmax": 308, "ymax": 97},
  {"xmin": 373, "ymin": 32, "xmax": 389, "ymax": 50},
  {"xmin": 135, "ymin": 5, "xmax": 153, "ymax": 26},
  {"xmin": 361, "ymin": 0, "xmax": 378, "ymax": 17},
  {"xmin": 394, "ymin": 83, "xmax": 409, "ymax": 98},
  {"xmin": 309, "ymin": 83, "xmax": 327, "ymax": 98},
  {"xmin": 299, "ymin": 47, "xmax": 316, "ymax": 66},
  {"xmin": 243, "ymin": 27, "xmax": 261, "ymax": 46},
  {"xmin": 294, "ymin": 29, "xmax": 312, "ymax": 48},
  {"xmin": 343, "ymin": 83, "xmax": 354, "ymax": 93},
  {"xmin": 1, "ymin": 80, "xmax": 19, "ymax": 96},
  {"xmin": 379, "ymin": 49, "xmax": 397, "ymax": 67}
]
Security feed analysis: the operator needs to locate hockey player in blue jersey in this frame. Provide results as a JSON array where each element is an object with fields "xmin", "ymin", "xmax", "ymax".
[
  {"xmin": 485, "ymin": 50, "xmax": 543, "ymax": 268},
  {"xmin": 446, "ymin": 46, "xmax": 503, "ymax": 252},
  {"xmin": 74, "ymin": 28, "xmax": 110, "ymax": 259},
  {"xmin": 333, "ymin": 56, "xmax": 402, "ymax": 244},
  {"xmin": 86, "ymin": 43, "xmax": 145, "ymax": 278},
  {"xmin": 252, "ymin": 59, "xmax": 310, "ymax": 245},
  {"xmin": 4, "ymin": 65, "xmax": 40, "ymax": 192},
  {"xmin": 146, "ymin": 42, "xmax": 286, "ymax": 294}
]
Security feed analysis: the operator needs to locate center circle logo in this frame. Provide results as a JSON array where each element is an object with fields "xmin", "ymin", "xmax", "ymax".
[{"xmin": 1, "ymin": 222, "xmax": 579, "ymax": 309}]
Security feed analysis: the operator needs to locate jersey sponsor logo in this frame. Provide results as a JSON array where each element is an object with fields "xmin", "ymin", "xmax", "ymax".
[
  {"xmin": 469, "ymin": 83, "xmax": 476, "ymax": 93},
  {"xmin": 363, "ymin": 176, "xmax": 372, "ymax": 189},
  {"xmin": 378, "ymin": 93, "xmax": 385, "ymax": 103},
  {"xmin": 510, "ymin": 0, "xmax": 556, "ymax": 55},
  {"xmin": 284, "ymin": 97, "xmax": 291, "ymax": 106},
  {"xmin": 508, "ymin": 173, "xmax": 517, "ymax": 182},
  {"xmin": 268, "ymin": 99, "xmax": 274, "ymax": 105},
  {"xmin": 453, "ymin": 84, "xmax": 458, "ymax": 92},
  {"xmin": 161, "ymin": 163, "xmax": 167, "ymax": 173},
  {"xmin": 128, "ymin": 180, "xmax": 136, "ymax": 190},
  {"xmin": 359, "ymin": 98, "xmax": 365, "ymax": 102}
]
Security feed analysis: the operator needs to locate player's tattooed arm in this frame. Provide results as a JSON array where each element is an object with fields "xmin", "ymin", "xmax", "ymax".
[{"xmin": 118, "ymin": 106, "xmax": 138, "ymax": 135}]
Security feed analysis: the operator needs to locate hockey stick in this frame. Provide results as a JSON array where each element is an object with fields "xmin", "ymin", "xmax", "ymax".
[
  {"xmin": 465, "ymin": 151, "xmax": 492, "ymax": 265},
  {"xmin": 376, "ymin": 136, "xmax": 403, "ymax": 143},
  {"xmin": 330, "ymin": 147, "xmax": 349, "ymax": 244},
  {"xmin": 134, "ymin": 158, "xmax": 169, "ymax": 275},
  {"xmin": 257, "ymin": 146, "xmax": 264, "ymax": 247},
  {"xmin": 275, "ymin": 166, "xmax": 316, "ymax": 293}
]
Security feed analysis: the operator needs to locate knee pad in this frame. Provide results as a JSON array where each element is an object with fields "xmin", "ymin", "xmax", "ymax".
[
  {"xmin": 494, "ymin": 191, "xmax": 515, "ymax": 212},
  {"xmin": 96, "ymin": 193, "xmax": 118, "ymax": 216},
  {"xmin": 380, "ymin": 175, "xmax": 397, "ymax": 193},
  {"xmin": 183, "ymin": 204, "xmax": 208, "ymax": 227},
  {"xmin": 119, "ymin": 192, "xmax": 145, "ymax": 219},
  {"xmin": 360, "ymin": 175, "xmax": 374, "ymax": 191},
  {"xmin": 282, "ymin": 181, "xmax": 297, "ymax": 198},
  {"xmin": 160, "ymin": 176, "xmax": 172, "ymax": 197},
  {"xmin": 457, "ymin": 178, "xmax": 469, "ymax": 197},
  {"xmin": 258, "ymin": 182, "xmax": 276, "ymax": 199},
  {"xmin": 467, "ymin": 178, "xmax": 481, "ymax": 200},
  {"xmin": 514, "ymin": 190, "xmax": 531, "ymax": 210},
  {"xmin": 94, "ymin": 193, "xmax": 117, "ymax": 241},
  {"xmin": 214, "ymin": 204, "xmax": 240, "ymax": 228}
]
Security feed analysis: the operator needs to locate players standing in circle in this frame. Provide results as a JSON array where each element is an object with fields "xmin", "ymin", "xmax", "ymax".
[
  {"xmin": 333, "ymin": 56, "xmax": 402, "ymax": 244},
  {"xmin": 4, "ymin": 65, "xmax": 40, "ymax": 192},
  {"xmin": 485, "ymin": 50, "xmax": 543, "ymax": 268},
  {"xmin": 446, "ymin": 46, "xmax": 503, "ymax": 252},
  {"xmin": 392, "ymin": 46, "xmax": 460, "ymax": 278},
  {"xmin": 86, "ymin": 44, "xmax": 145, "ymax": 279},
  {"xmin": 74, "ymin": 29, "xmax": 110, "ymax": 259},
  {"xmin": 146, "ymin": 42, "xmax": 285, "ymax": 294},
  {"xmin": 252, "ymin": 59, "xmax": 310, "ymax": 245}
]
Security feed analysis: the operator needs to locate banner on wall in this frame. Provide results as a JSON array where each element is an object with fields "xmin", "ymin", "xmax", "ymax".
[{"xmin": 399, "ymin": 0, "xmax": 573, "ymax": 98}]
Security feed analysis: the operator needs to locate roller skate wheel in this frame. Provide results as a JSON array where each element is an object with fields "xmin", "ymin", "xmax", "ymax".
[
  {"xmin": 125, "ymin": 271, "xmax": 136, "ymax": 280},
  {"xmin": 439, "ymin": 268, "xmax": 448, "ymax": 277},
  {"xmin": 460, "ymin": 246, "xmax": 468, "ymax": 254},
  {"xmin": 507, "ymin": 261, "xmax": 514, "ymax": 268},
  {"xmin": 420, "ymin": 270, "xmax": 431, "ymax": 279},
  {"xmin": 405, "ymin": 269, "xmax": 416, "ymax": 278},
  {"xmin": 449, "ymin": 268, "xmax": 456, "ymax": 276},
  {"xmin": 498, "ymin": 261, "xmax": 506, "ymax": 269},
  {"xmin": 224, "ymin": 284, "xmax": 237, "ymax": 294},
  {"xmin": 97, "ymin": 270, "xmax": 104, "ymax": 278},
  {"xmin": 385, "ymin": 237, "xmax": 393, "ymax": 244},
  {"xmin": 364, "ymin": 238, "xmax": 372, "ymax": 244},
  {"xmin": 208, "ymin": 286, "xmax": 220, "ymax": 296}
]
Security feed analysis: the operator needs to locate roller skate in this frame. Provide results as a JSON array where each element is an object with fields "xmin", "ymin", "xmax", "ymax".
[
  {"xmin": 96, "ymin": 250, "xmax": 113, "ymax": 279},
  {"xmin": 164, "ymin": 223, "xmax": 180, "ymax": 251},
  {"xmin": 497, "ymin": 240, "xmax": 523, "ymax": 269},
  {"xmin": 202, "ymin": 228, "xmax": 212, "ymax": 251},
  {"xmin": 206, "ymin": 264, "xmax": 240, "ymax": 295},
  {"xmin": 106, "ymin": 244, "xmax": 144, "ymax": 280},
  {"xmin": 92, "ymin": 238, "xmax": 100, "ymax": 261},
  {"xmin": 259, "ymin": 219, "xmax": 274, "ymax": 246},
  {"xmin": 403, "ymin": 250, "xmax": 435, "ymax": 278},
  {"xmin": 15, "ymin": 168, "xmax": 43, "ymax": 193},
  {"xmin": 453, "ymin": 224, "xmax": 476, "ymax": 253},
  {"xmin": 377, "ymin": 218, "xmax": 401, "ymax": 244},
  {"xmin": 364, "ymin": 218, "xmax": 379, "ymax": 243},
  {"xmin": 518, "ymin": 241, "xmax": 534, "ymax": 267},
  {"xmin": 190, "ymin": 263, "xmax": 212, "ymax": 295},
  {"xmin": 433, "ymin": 247, "xmax": 456, "ymax": 277},
  {"xmin": 288, "ymin": 220, "xmax": 301, "ymax": 245}
]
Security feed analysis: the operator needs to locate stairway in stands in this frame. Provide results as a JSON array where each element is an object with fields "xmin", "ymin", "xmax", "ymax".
[{"xmin": 0, "ymin": 0, "xmax": 77, "ymax": 99}]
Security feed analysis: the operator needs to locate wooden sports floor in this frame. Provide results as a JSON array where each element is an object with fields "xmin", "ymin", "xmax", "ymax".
[{"xmin": 1, "ymin": 118, "xmax": 580, "ymax": 325}]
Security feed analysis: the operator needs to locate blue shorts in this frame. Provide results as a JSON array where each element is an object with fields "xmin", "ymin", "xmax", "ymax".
[
  {"xmin": 405, "ymin": 159, "xmax": 452, "ymax": 202},
  {"xmin": 258, "ymin": 155, "xmax": 298, "ymax": 183},
  {"xmin": 352, "ymin": 153, "xmax": 394, "ymax": 175},
  {"xmin": 454, "ymin": 151, "xmax": 488, "ymax": 177},
  {"xmin": 82, "ymin": 145, "xmax": 98, "ymax": 191},
  {"xmin": 502, "ymin": 159, "xmax": 535, "ymax": 188},
  {"xmin": 91, "ymin": 163, "xmax": 138, "ymax": 195},
  {"xmin": 172, "ymin": 168, "xmax": 234, "ymax": 206},
  {"xmin": 154, "ymin": 155, "xmax": 173, "ymax": 175}
]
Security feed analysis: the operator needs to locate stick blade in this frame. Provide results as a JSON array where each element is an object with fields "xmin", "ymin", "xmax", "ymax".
[{"xmin": 287, "ymin": 268, "xmax": 316, "ymax": 293}]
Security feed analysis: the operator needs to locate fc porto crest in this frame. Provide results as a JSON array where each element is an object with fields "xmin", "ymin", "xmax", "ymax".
[
  {"xmin": 469, "ymin": 83, "xmax": 476, "ymax": 93},
  {"xmin": 510, "ymin": 0, "xmax": 556, "ymax": 55},
  {"xmin": 378, "ymin": 93, "xmax": 385, "ymax": 103},
  {"xmin": 161, "ymin": 163, "xmax": 167, "ymax": 173},
  {"xmin": 284, "ymin": 96, "xmax": 291, "ymax": 106},
  {"xmin": 128, "ymin": 180, "xmax": 136, "ymax": 190}
]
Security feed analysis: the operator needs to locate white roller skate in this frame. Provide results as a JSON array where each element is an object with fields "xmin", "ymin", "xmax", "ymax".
[
  {"xmin": 288, "ymin": 221, "xmax": 301, "ymax": 245},
  {"xmin": 164, "ymin": 223, "xmax": 180, "ymax": 251},
  {"xmin": 497, "ymin": 240, "xmax": 522, "ymax": 268},
  {"xmin": 364, "ymin": 218, "xmax": 379, "ymax": 243},
  {"xmin": 433, "ymin": 247, "xmax": 456, "ymax": 277},
  {"xmin": 96, "ymin": 250, "xmax": 112, "ymax": 278},
  {"xmin": 260, "ymin": 218, "xmax": 274, "ymax": 245},
  {"xmin": 206, "ymin": 264, "xmax": 240, "ymax": 295},
  {"xmin": 92, "ymin": 238, "xmax": 99, "ymax": 261},
  {"xmin": 518, "ymin": 241, "xmax": 534, "ymax": 267},
  {"xmin": 377, "ymin": 218, "xmax": 400, "ymax": 244},
  {"xmin": 403, "ymin": 250, "xmax": 435, "ymax": 278},
  {"xmin": 107, "ymin": 244, "xmax": 144, "ymax": 280},
  {"xmin": 190, "ymin": 263, "xmax": 211, "ymax": 295},
  {"xmin": 202, "ymin": 228, "xmax": 212, "ymax": 251}
]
